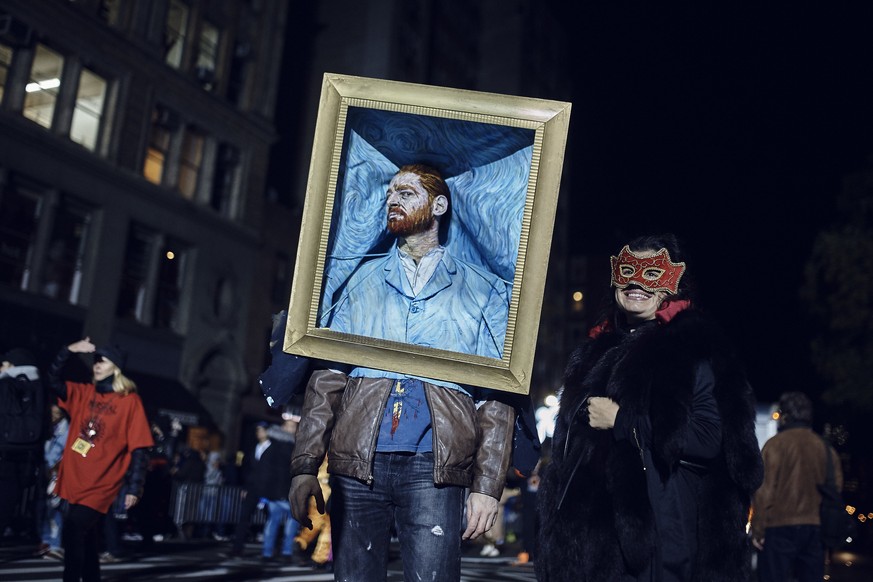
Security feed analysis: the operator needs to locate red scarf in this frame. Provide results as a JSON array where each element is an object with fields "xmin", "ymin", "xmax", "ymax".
[{"xmin": 588, "ymin": 299, "xmax": 692, "ymax": 339}]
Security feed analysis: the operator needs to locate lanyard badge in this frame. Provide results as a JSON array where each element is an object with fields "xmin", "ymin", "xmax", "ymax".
[
  {"xmin": 71, "ymin": 437, "xmax": 94, "ymax": 457},
  {"xmin": 71, "ymin": 413, "xmax": 101, "ymax": 457}
]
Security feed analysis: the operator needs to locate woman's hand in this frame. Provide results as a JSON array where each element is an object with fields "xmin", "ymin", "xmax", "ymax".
[
  {"xmin": 587, "ymin": 396, "xmax": 620, "ymax": 429},
  {"xmin": 68, "ymin": 337, "xmax": 96, "ymax": 354},
  {"xmin": 123, "ymin": 494, "xmax": 139, "ymax": 510}
]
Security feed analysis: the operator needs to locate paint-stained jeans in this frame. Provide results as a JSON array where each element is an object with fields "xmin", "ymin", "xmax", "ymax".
[{"xmin": 331, "ymin": 452, "xmax": 464, "ymax": 581}]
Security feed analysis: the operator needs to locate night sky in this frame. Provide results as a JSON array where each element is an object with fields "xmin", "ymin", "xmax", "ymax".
[
  {"xmin": 270, "ymin": 4, "xmax": 873, "ymax": 405},
  {"xmin": 558, "ymin": 4, "xmax": 873, "ymax": 403}
]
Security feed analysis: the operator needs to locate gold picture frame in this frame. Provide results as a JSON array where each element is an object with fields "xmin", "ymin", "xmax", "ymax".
[{"xmin": 285, "ymin": 73, "xmax": 571, "ymax": 394}]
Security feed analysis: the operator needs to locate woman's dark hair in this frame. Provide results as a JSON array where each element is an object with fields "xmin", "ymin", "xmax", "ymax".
[{"xmin": 778, "ymin": 392, "xmax": 814, "ymax": 425}]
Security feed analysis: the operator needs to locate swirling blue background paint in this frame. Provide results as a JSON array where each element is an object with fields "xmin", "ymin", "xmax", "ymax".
[{"xmin": 319, "ymin": 107, "xmax": 535, "ymax": 325}]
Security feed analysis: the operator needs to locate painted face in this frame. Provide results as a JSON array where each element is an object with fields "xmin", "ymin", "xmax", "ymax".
[
  {"xmin": 385, "ymin": 171, "xmax": 435, "ymax": 237},
  {"xmin": 610, "ymin": 245, "xmax": 686, "ymax": 295},
  {"xmin": 93, "ymin": 356, "xmax": 118, "ymax": 382}
]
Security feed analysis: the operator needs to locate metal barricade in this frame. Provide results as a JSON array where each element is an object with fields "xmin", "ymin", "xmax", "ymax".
[{"xmin": 169, "ymin": 482, "xmax": 266, "ymax": 537}]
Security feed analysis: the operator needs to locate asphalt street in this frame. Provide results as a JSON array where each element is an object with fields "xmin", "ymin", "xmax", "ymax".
[
  {"xmin": 0, "ymin": 540, "xmax": 537, "ymax": 581},
  {"xmin": 1, "ymin": 540, "xmax": 871, "ymax": 581}
]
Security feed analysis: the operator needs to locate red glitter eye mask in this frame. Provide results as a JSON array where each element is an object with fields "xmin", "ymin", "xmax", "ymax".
[{"xmin": 610, "ymin": 246, "xmax": 686, "ymax": 295}]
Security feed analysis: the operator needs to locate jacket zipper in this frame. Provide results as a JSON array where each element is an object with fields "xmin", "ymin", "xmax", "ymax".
[
  {"xmin": 366, "ymin": 379, "xmax": 394, "ymax": 485},
  {"xmin": 422, "ymin": 383, "xmax": 438, "ymax": 484},
  {"xmin": 632, "ymin": 427, "xmax": 646, "ymax": 471}
]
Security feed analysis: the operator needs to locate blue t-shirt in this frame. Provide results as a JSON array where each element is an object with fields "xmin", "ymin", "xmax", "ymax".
[{"xmin": 375, "ymin": 379, "xmax": 433, "ymax": 453}]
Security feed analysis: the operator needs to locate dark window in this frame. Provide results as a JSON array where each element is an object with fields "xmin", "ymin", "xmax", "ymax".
[
  {"xmin": 42, "ymin": 197, "xmax": 91, "ymax": 303},
  {"xmin": 0, "ymin": 180, "xmax": 42, "ymax": 290},
  {"xmin": 154, "ymin": 238, "xmax": 187, "ymax": 330},
  {"xmin": 117, "ymin": 224, "xmax": 156, "ymax": 323},
  {"xmin": 272, "ymin": 253, "xmax": 291, "ymax": 305},
  {"xmin": 0, "ymin": 42, "xmax": 12, "ymax": 104},
  {"xmin": 226, "ymin": 39, "xmax": 250, "ymax": 105},
  {"xmin": 210, "ymin": 143, "xmax": 238, "ymax": 214},
  {"xmin": 117, "ymin": 224, "xmax": 188, "ymax": 331},
  {"xmin": 98, "ymin": 0, "xmax": 123, "ymax": 26}
]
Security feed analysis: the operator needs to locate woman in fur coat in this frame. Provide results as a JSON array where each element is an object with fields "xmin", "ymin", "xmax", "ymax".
[{"xmin": 536, "ymin": 234, "xmax": 763, "ymax": 582}]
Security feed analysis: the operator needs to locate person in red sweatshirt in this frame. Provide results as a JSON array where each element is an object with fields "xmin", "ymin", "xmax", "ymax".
[{"xmin": 48, "ymin": 337, "xmax": 153, "ymax": 582}]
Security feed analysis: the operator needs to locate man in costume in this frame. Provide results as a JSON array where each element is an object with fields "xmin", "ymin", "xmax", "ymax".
[
  {"xmin": 751, "ymin": 391, "xmax": 843, "ymax": 582},
  {"xmin": 537, "ymin": 234, "xmax": 763, "ymax": 582},
  {"xmin": 290, "ymin": 164, "xmax": 514, "ymax": 581}
]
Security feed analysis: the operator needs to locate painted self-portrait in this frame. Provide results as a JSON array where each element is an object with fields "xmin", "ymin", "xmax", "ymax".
[{"xmin": 317, "ymin": 107, "xmax": 535, "ymax": 360}]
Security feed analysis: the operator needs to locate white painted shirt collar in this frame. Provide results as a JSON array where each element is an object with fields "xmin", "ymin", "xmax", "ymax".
[{"xmin": 397, "ymin": 246, "xmax": 445, "ymax": 296}]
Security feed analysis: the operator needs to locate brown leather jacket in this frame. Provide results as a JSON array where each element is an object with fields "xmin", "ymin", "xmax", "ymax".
[
  {"xmin": 290, "ymin": 370, "xmax": 515, "ymax": 499},
  {"xmin": 751, "ymin": 425, "xmax": 843, "ymax": 539}
]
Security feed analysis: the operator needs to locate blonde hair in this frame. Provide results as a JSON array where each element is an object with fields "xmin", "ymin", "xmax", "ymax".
[{"xmin": 112, "ymin": 369, "xmax": 137, "ymax": 395}]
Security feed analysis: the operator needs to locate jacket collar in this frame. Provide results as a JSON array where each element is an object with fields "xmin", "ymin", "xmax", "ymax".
[{"xmin": 383, "ymin": 245, "xmax": 456, "ymax": 299}]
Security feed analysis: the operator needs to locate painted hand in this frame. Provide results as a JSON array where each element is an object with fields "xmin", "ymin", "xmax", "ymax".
[
  {"xmin": 124, "ymin": 494, "xmax": 139, "ymax": 510},
  {"xmin": 587, "ymin": 396, "xmax": 619, "ymax": 429},
  {"xmin": 289, "ymin": 474, "xmax": 324, "ymax": 529},
  {"xmin": 462, "ymin": 492, "xmax": 498, "ymax": 540}
]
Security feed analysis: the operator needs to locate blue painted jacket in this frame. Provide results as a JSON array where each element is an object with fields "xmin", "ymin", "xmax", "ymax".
[{"xmin": 325, "ymin": 246, "xmax": 509, "ymax": 360}]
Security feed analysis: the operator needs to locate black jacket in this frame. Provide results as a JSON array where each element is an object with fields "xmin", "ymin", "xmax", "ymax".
[
  {"xmin": 537, "ymin": 309, "xmax": 763, "ymax": 582},
  {"xmin": 242, "ymin": 439, "xmax": 294, "ymax": 501}
]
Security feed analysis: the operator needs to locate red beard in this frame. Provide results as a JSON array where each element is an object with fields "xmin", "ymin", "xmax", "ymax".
[{"xmin": 387, "ymin": 204, "xmax": 434, "ymax": 237}]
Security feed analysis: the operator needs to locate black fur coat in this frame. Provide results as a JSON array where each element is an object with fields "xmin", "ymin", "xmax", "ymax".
[{"xmin": 536, "ymin": 309, "xmax": 763, "ymax": 581}]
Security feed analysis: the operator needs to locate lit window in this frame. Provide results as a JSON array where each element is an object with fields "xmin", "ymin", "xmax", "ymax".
[
  {"xmin": 165, "ymin": 0, "xmax": 189, "ymax": 69},
  {"xmin": 143, "ymin": 106, "xmax": 177, "ymax": 185},
  {"xmin": 24, "ymin": 44, "xmax": 64, "ymax": 129},
  {"xmin": 0, "ymin": 43, "xmax": 13, "ymax": 104},
  {"xmin": 178, "ymin": 126, "xmax": 204, "ymax": 199},
  {"xmin": 70, "ymin": 68, "xmax": 107, "ymax": 151},
  {"xmin": 0, "ymin": 180, "xmax": 42, "ymax": 291},
  {"xmin": 42, "ymin": 197, "xmax": 91, "ymax": 304},
  {"xmin": 196, "ymin": 21, "xmax": 220, "ymax": 90}
]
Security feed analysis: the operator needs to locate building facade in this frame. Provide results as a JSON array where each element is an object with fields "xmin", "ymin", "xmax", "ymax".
[
  {"xmin": 0, "ymin": 0, "xmax": 579, "ymax": 456},
  {"xmin": 0, "ymin": 0, "xmax": 290, "ymax": 449}
]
